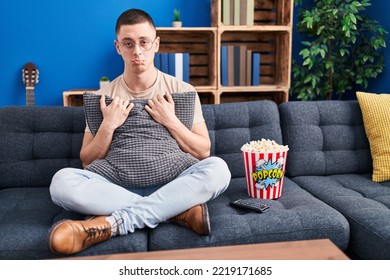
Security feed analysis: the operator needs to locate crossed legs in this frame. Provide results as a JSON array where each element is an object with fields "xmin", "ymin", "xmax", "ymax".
[{"xmin": 49, "ymin": 157, "xmax": 231, "ymax": 254}]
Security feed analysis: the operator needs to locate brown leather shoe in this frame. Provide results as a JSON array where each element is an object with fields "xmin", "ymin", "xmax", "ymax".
[
  {"xmin": 49, "ymin": 216, "xmax": 111, "ymax": 255},
  {"xmin": 170, "ymin": 204, "xmax": 210, "ymax": 235}
]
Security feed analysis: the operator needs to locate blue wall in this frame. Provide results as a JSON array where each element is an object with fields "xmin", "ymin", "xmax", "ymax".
[
  {"xmin": 0, "ymin": 0, "xmax": 389, "ymax": 106},
  {"xmin": 352, "ymin": 1, "xmax": 390, "ymax": 97}
]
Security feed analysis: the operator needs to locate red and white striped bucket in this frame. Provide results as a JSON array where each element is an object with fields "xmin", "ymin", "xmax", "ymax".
[{"xmin": 242, "ymin": 150, "xmax": 288, "ymax": 199}]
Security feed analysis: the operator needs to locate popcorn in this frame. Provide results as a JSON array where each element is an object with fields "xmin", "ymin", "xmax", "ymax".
[
  {"xmin": 241, "ymin": 138, "xmax": 289, "ymax": 199},
  {"xmin": 241, "ymin": 138, "xmax": 289, "ymax": 153}
]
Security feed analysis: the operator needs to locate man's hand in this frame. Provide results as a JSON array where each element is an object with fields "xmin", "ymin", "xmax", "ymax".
[
  {"xmin": 145, "ymin": 92, "xmax": 179, "ymax": 127},
  {"xmin": 100, "ymin": 95, "xmax": 133, "ymax": 131}
]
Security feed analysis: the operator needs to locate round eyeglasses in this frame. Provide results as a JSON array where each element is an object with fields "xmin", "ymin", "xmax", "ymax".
[{"xmin": 119, "ymin": 38, "xmax": 156, "ymax": 52}]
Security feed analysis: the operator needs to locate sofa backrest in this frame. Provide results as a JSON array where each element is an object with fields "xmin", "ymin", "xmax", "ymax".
[
  {"xmin": 279, "ymin": 100, "xmax": 372, "ymax": 177},
  {"xmin": 0, "ymin": 100, "xmax": 283, "ymax": 188},
  {"xmin": 0, "ymin": 106, "xmax": 84, "ymax": 189},
  {"xmin": 202, "ymin": 100, "xmax": 283, "ymax": 179}
]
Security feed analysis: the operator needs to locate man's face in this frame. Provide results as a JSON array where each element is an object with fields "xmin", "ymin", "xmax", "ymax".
[{"xmin": 115, "ymin": 22, "xmax": 159, "ymax": 74}]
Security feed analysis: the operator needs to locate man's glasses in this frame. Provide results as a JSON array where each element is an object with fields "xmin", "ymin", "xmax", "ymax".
[{"xmin": 119, "ymin": 38, "xmax": 156, "ymax": 52}]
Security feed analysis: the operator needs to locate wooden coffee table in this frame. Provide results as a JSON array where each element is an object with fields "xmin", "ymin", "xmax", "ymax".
[{"xmin": 66, "ymin": 239, "xmax": 349, "ymax": 260}]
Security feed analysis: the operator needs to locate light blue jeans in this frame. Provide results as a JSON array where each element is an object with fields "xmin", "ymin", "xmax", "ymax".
[{"xmin": 50, "ymin": 156, "xmax": 231, "ymax": 235}]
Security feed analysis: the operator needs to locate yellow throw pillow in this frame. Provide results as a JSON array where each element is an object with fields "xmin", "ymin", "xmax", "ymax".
[{"xmin": 356, "ymin": 91, "xmax": 390, "ymax": 182}]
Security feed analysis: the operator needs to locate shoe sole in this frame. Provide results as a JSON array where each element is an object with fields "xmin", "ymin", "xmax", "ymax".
[{"xmin": 201, "ymin": 203, "xmax": 211, "ymax": 236}]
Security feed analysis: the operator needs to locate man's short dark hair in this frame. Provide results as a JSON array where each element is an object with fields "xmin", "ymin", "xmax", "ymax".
[{"xmin": 115, "ymin": 9, "xmax": 156, "ymax": 35}]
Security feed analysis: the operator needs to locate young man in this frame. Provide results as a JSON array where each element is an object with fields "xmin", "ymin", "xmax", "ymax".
[{"xmin": 48, "ymin": 8, "xmax": 231, "ymax": 255}]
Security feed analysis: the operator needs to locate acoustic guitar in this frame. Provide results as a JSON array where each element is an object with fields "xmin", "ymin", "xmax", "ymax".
[{"xmin": 22, "ymin": 62, "xmax": 39, "ymax": 106}]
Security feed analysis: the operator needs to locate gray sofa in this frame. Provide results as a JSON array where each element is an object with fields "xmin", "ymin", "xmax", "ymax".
[
  {"xmin": 279, "ymin": 101, "xmax": 390, "ymax": 260},
  {"xmin": 0, "ymin": 99, "xmax": 388, "ymax": 260}
]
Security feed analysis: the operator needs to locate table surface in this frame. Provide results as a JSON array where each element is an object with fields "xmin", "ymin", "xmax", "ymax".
[{"xmin": 63, "ymin": 239, "xmax": 349, "ymax": 260}]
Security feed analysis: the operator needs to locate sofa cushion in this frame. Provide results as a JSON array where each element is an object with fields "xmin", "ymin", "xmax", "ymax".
[
  {"xmin": 83, "ymin": 92, "xmax": 198, "ymax": 188},
  {"xmin": 148, "ymin": 177, "xmax": 350, "ymax": 251},
  {"xmin": 291, "ymin": 174, "xmax": 390, "ymax": 259},
  {"xmin": 279, "ymin": 101, "xmax": 372, "ymax": 177},
  {"xmin": 0, "ymin": 106, "xmax": 84, "ymax": 189},
  {"xmin": 0, "ymin": 187, "xmax": 148, "ymax": 259},
  {"xmin": 202, "ymin": 100, "xmax": 283, "ymax": 179},
  {"xmin": 356, "ymin": 91, "xmax": 390, "ymax": 182}
]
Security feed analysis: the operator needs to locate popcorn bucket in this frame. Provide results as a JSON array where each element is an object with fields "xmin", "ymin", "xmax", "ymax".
[{"xmin": 242, "ymin": 149, "xmax": 288, "ymax": 199}]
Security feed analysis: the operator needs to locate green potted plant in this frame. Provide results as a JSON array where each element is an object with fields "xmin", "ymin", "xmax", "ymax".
[
  {"xmin": 291, "ymin": 0, "xmax": 387, "ymax": 100},
  {"xmin": 99, "ymin": 76, "xmax": 110, "ymax": 89},
  {"xmin": 172, "ymin": 8, "xmax": 182, "ymax": 27}
]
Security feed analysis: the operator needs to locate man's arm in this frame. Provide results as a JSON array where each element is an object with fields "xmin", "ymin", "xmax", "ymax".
[
  {"xmin": 80, "ymin": 95, "xmax": 133, "ymax": 167},
  {"xmin": 80, "ymin": 129, "xmax": 113, "ymax": 168},
  {"xmin": 145, "ymin": 92, "xmax": 210, "ymax": 160},
  {"xmin": 166, "ymin": 120, "xmax": 211, "ymax": 160}
]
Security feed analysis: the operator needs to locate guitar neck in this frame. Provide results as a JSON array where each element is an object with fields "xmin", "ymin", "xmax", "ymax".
[
  {"xmin": 26, "ymin": 87, "xmax": 35, "ymax": 106},
  {"xmin": 22, "ymin": 62, "xmax": 39, "ymax": 106}
]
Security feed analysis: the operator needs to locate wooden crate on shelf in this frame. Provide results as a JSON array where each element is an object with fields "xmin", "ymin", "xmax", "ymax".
[
  {"xmin": 213, "ymin": 0, "xmax": 293, "ymax": 27},
  {"xmin": 220, "ymin": 30, "xmax": 290, "ymax": 86},
  {"xmin": 157, "ymin": 28, "xmax": 217, "ymax": 88},
  {"xmin": 213, "ymin": 0, "xmax": 293, "ymax": 104},
  {"xmin": 63, "ymin": 90, "xmax": 97, "ymax": 106},
  {"xmin": 198, "ymin": 91, "xmax": 218, "ymax": 105},
  {"xmin": 219, "ymin": 89, "xmax": 289, "ymax": 104},
  {"xmin": 254, "ymin": 0, "xmax": 292, "ymax": 25}
]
